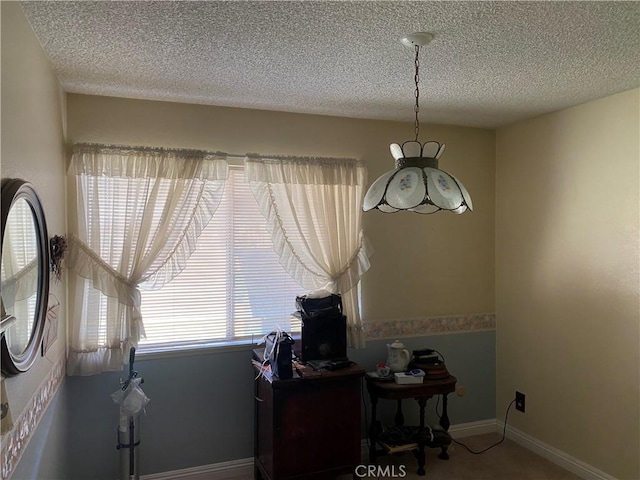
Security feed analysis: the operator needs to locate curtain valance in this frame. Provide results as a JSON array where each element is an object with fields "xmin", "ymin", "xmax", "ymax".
[
  {"xmin": 245, "ymin": 155, "xmax": 365, "ymax": 186},
  {"xmin": 71, "ymin": 143, "xmax": 228, "ymax": 180}
]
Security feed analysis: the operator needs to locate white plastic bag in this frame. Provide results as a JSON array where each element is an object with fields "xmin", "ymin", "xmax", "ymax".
[{"xmin": 111, "ymin": 378, "xmax": 150, "ymax": 417}]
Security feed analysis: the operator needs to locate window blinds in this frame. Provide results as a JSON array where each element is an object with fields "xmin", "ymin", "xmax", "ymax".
[{"xmin": 138, "ymin": 166, "xmax": 305, "ymax": 349}]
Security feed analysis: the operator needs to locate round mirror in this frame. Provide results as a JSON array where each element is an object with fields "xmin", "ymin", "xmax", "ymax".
[{"xmin": 1, "ymin": 179, "xmax": 49, "ymax": 375}]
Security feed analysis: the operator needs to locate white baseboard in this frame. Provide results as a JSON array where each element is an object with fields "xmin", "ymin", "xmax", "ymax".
[
  {"xmin": 140, "ymin": 457, "xmax": 254, "ymax": 480},
  {"xmin": 498, "ymin": 421, "xmax": 618, "ymax": 480},
  {"xmin": 448, "ymin": 418, "xmax": 497, "ymax": 439}
]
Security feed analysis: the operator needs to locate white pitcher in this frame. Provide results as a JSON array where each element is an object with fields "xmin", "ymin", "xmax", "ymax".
[{"xmin": 386, "ymin": 340, "xmax": 411, "ymax": 372}]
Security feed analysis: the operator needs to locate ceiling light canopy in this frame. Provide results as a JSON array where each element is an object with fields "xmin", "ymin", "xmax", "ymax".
[{"xmin": 363, "ymin": 33, "xmax": 472, "ymax": 215}]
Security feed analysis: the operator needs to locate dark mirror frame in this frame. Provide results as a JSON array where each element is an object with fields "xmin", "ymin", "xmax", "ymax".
[{"xmin": 1, "ymin": 179, "xmax": 50, "ymax": 376}]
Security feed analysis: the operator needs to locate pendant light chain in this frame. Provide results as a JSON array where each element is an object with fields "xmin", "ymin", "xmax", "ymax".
[
  {"xmin": 413, "ymin": 44, "xmax": 421, "ymax": 142},
  {"xmin": 363, "ymin": 32, "xmax": 473, "ymax": 215}
]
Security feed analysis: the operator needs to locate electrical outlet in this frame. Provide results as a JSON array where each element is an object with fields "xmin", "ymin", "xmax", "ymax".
[{"xmin": 515, "ymin": 391, "xmax": 525, "ymax": 413}]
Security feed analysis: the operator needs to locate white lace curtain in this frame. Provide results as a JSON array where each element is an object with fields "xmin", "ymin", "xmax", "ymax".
[
  {"xmin": 67, "ymin": 144, "xmax": 228, "ymax": 375},
  {"xmin": 245, "ymin": 155, "xmax": 372, "ymax": 348}
]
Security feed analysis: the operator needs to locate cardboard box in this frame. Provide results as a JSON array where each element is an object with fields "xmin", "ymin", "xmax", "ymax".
[{"xmin": 394, "ymin": 372, "xmax": 423, "ymax": 384}]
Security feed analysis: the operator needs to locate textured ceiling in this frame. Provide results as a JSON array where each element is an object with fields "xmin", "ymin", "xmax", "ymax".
[{"xmin": 21, "ymin": 1, "xmax": 640, "ymax": 128}]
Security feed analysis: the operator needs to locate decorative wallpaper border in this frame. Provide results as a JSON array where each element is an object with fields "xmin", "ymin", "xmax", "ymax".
[
  {"xmin": 364, "ymin": 313, "xmax": 495, "ymax": 340},
  {"xmin": 1, "ymin": 357, "xmax": 65, "ymax": 480}
]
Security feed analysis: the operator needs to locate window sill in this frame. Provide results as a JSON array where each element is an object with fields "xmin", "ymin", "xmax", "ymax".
[
  {"xmin": 136, "ymin": 340, "xmax": 259, "ymax": 361},
  {"xmin": 135, "ymin": 334, "xmax": 302, "ymax": 361}
]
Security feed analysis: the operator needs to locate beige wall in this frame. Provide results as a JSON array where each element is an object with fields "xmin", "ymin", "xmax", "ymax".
[
  {"xmin": 496, "ymin": 89, "xmax": 640, "ymax": 479},
  {"xmin": 67, "ymin": 94, "xmax": 496, "ymax": 322},
  {"xmin": 1, "ymin": 0, "xmax": 67, "ymax": 428}
]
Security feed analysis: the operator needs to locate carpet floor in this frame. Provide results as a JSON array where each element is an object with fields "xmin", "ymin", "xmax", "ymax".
[{"xmin": 336, "ymin": 433, "xmax": 582, "ymax": 480}]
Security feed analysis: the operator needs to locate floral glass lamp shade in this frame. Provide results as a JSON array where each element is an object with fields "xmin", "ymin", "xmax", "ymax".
[
  {"xmin": 363, "ymin": 140, "xmax": 473, "ymax": 214},
  {"xmin": 363, "ymin": 33, "xmax": 473, "ymax": 215}
]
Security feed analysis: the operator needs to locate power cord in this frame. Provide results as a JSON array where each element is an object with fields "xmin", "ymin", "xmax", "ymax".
[{"xmin": 451, "ymin": 399, "xmax": 516, "ymax": 454}]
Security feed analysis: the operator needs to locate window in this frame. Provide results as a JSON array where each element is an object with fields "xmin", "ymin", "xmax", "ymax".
[
  {"xmin": 69, "ymin": 145, "xmax": 369, "ymax": 375},
  {"xmin": 137, "ymin": 165, "xmax": 306, "ymax": 350}
]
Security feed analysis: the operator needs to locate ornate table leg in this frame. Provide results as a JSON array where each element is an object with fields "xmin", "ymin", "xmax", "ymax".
[
  {"xmin": 415, "ymin": 397, "xmax": 428, "ymax": 475},
  {"xmin": 369, "ymin": 393, "xmax": 379, "ymax": 463},
  {"xmin": 418, "ymin": 397, "xmax": 427, "ymax": 429},
  {"xmin": 438, "ymin": 394, "xmax": 450, "ymax": 460},
  {"xmin": 412, "ymin": 447, "xmax": 426, "ymax": 476}
]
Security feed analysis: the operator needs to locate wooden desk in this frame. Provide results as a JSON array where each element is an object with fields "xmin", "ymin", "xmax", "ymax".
[
  {"xmin": 365, "ymin": 375, "xmax": 457, "ymax": 476},
  {"xmin": 253, "ymin": 350, "xmax": 365, "ymax": 480}
]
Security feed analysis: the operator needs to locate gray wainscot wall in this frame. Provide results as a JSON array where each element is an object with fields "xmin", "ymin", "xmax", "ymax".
[{"xmin": 11, "ymin": 329, "xmax": 495, "ymax": 480}]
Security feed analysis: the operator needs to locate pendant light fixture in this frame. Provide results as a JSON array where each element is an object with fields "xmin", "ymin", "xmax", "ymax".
[{"xmin": 363, "ymin": 33, "xmax": 472, "ymax": 214}]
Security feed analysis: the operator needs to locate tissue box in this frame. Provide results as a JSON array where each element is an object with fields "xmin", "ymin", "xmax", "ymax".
[{"xmin": 394, "ymin": 372, "xmax": 423, "ymax": 385}]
